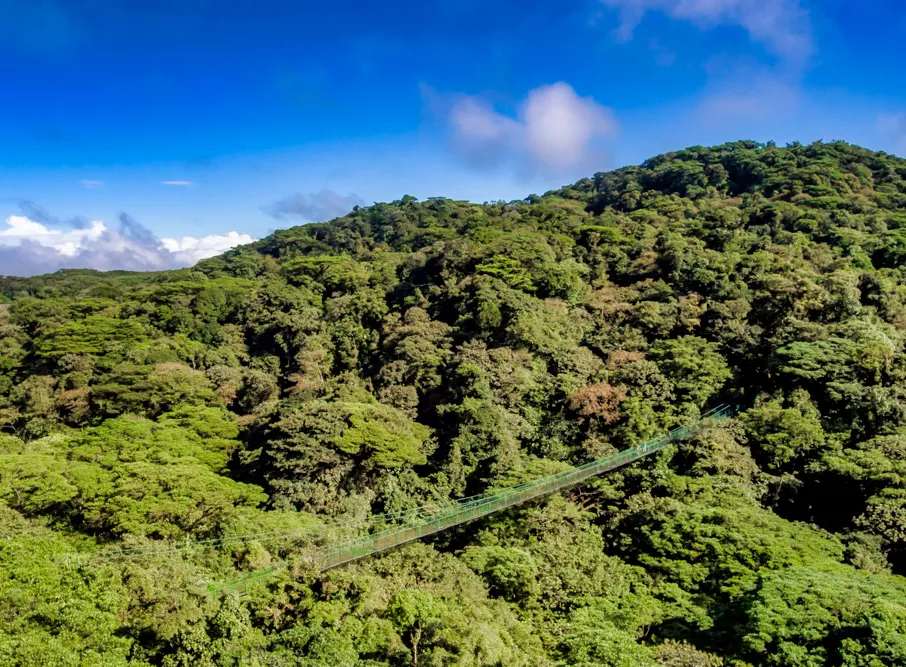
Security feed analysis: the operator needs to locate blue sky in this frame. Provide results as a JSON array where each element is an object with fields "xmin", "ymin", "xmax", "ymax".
[{"xmin": 1, "ymin": 0, "xmax": 904, "ymax": 275}]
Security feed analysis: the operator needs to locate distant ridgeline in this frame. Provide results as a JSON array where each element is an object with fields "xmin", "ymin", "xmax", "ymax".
[{"xmin": 2, "ymin": 141, "xmax": 906, "ymax": 666}]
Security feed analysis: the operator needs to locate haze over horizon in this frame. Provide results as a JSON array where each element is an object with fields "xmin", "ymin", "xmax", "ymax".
[{"xmin": 1, "ymin": 0, "xmax": 904, "ymax": 276}]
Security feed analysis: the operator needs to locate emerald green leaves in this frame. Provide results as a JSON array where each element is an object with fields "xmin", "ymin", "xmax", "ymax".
[
  {"xmin": 1, "ymin": 140, "xmax": 906, "ymax": 664},
  {"xmin": 255, "ymin": 400, "xmax": 431, "ymax": 512}
]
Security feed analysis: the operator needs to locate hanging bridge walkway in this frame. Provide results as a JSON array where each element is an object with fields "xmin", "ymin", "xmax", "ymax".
[{"xmin": 206, "ymin": 403, "xmax": 738, "ymax": 598}]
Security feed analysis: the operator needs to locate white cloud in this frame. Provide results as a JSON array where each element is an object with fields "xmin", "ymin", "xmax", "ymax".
[
  {"xmin": 522, "ymin": 83, "xmax": 617, "ymax": 170},
  {"xmin": 80, "ymin": 179, "xmax": 103, "ymax": 188},
  {"xmin": 160, "ymin": 231, "xmax": 256, "ymax": 264},
  {"xmin": 0, "ymin": 216, "xmax": 108, "ymax": 258},
  {"xmin": 599, "ymin": 0, "xmax": 813, "ymax": 62},
  {"xmin": 0, "ymin": 213, "xmax": 254, "ymax": 277},
  {"xmin": 0, "ymin": 215, "xmax": 59, "ymax": 240},
  {"xmin": 448, "ymin": 82, "xmax": 617, "ymax": 175},
  {"xmin": 161, "ymin": 180, "xmax": 193, "ymax": 186}
]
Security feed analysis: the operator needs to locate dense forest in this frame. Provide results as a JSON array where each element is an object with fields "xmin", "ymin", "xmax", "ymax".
[{"xmin": 2, "ymin": 140, "xmax": 906, "ymax": 666}]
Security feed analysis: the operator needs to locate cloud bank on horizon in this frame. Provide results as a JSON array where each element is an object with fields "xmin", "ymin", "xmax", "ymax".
[{"xmin": 0, "ymin": 213, "xmax": 254, "ymax": 277}]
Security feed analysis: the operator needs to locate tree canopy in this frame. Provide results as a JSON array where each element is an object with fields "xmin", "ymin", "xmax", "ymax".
[{"xmin": 2, "ymin": 140, "xmax": 906, "ymax": 665}]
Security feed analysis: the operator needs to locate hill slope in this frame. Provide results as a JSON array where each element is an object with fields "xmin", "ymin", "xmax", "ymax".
[{"xmin": 2, "ymin": 140, "xmax": 906, "ymax": 666}]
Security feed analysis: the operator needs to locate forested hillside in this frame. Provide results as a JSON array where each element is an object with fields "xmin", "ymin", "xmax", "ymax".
[{"xmin": 2, "ymin": 140, "xmax": 906, "ymax": 666}]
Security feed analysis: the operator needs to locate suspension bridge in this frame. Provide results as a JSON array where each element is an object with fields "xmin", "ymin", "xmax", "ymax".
[{"xmin": 206, "ymin": 403, "xmax": 738, "ymax": 598}]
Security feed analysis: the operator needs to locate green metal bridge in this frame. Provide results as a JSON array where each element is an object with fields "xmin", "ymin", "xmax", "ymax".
[{"xmin": 208, "ymin": 404, "xmax": 737, "ymax": 598}]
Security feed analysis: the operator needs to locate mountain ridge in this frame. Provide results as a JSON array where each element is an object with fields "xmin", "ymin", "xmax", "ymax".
[{"xmin": 1, "ymin": 139, "xmax": 906, "ymax": 665}]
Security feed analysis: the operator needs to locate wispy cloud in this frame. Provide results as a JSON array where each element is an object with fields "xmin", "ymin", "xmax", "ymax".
[
  {"xmin": 447, "ymin": 82, "xmax": 617, "ymax": 176},
  {"xmin": 16, "ymin": 201, "xmax": 89, "ymax": 229},
  {"xmin": 161, "ymin": 180, "xmax": 193, "ymax": 186},
  {"xmin": 599, "ymin": 0, "xmax": 813, "ymax": 63},
  {"xmin": 648, "ymin": 38, "xmax": 676, "ymax": 66},
  {"xmin": 448, "ymin": 97, "xmax": 522, "ymax": 168},
  {"xmin": 263, "ymin": 190, "xmax": 365, "ymax": 222},
  {"xmin": 697, "ymin": 71, "xmax": 802, "ymax": 123},
  {"xmin": 878, "ymin": 113, "xmax": 906, "ymax": 155},
  {"xmin": 80, "ymin": 179, "xmax": 103, "ymax": 188},
  {"xmin": 0, "ymin": 210, "xmax": 254, "ymax": 277}
]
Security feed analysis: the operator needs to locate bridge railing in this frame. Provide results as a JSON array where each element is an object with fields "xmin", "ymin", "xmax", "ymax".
[{"xmin": 210, "ymin": 404, "xmax": 737, "ymax": 597}]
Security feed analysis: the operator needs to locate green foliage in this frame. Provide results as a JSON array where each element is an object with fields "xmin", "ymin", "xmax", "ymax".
[
  {"xmin": 461, "ymin": 545, "xmax": 541, "ymax": 602},
  {"xmin": 252, "ymin": 398, "xmax": 431, "ymax": 512},
  {"xmin": 741, "ymin": 395, "xmax": 827, "ymax": 471},
  {"xmin": 740, "ymin": 567, "xmax": 906, "ymax": 666},
  {"xmin": 648, "ymin": 336, "xmax": 731, "ymax": 407},
  {"xmin": 0, "ymin": 506, "xmax": 138, "ymax": 666},
  {"xmin": 1, "ymin": 140, "xmax": 906, "ymax": 664},
  {"xmin": 334, "ymin": 402, "xmax": 430, "ymax": 467},
  {"xmin": 476, "ymin": 255, "xmax": 535, "ymax": 292},
  {"xmin": 34, "ymin": 315, "xmax": 147, "ymax": 358},
  {"xmin": 0, "ymin": 412, "xmax": 265, "ymax": 539}
]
